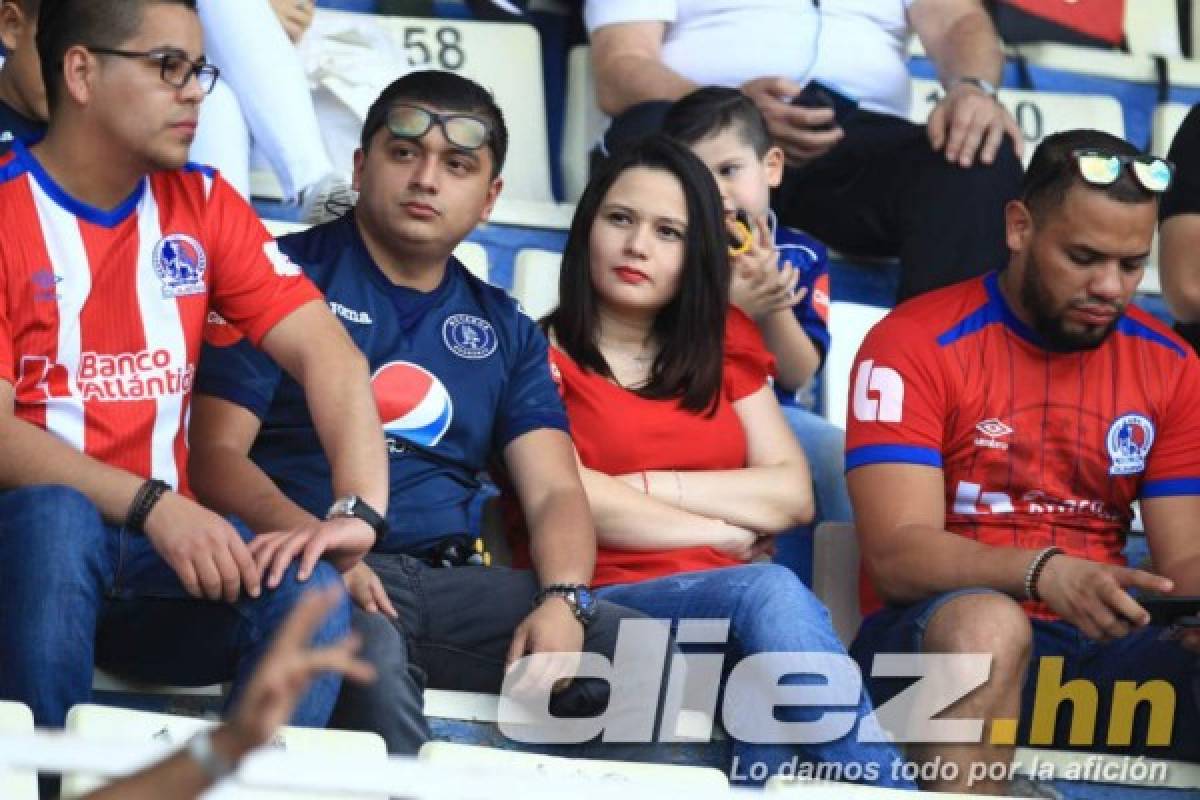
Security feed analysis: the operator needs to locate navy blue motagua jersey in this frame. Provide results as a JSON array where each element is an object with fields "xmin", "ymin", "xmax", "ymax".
[{"xmin": 196, "ymin": 213, "xmax": 568, "ymax": 552}]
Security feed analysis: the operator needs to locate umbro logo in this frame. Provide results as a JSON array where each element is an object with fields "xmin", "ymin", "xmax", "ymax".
[
  {"xmin": 975, "ymin": 418, "xmax": 1012, "ymax": 438},
  {"xmin": 974, "ymin": 418, "xmax": 1012, "ymax": 451},
  {"xmin": 32, "ymin": 268, "xmax": 63, "ymax": 302}
]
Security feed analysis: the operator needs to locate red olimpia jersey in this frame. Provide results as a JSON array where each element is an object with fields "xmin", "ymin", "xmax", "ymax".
[
  {"xmin": 0, "ymin": 141, "xmax": 320, "ymax": 496},
  {"xmin": 846, "ymin": 272, "xmax": 1200, "ymax": 618}
]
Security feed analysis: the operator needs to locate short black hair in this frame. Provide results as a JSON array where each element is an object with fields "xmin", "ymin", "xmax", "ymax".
[
  {"xmin": 1021, "ymin": 129, "xmax": 1156, "ymax": 218},
  {"xmin": 360, "ymin": 70, "xmax": 508, "ymax": 178},
  {"xmin": 37, "ymin": 0, "xmax": 198, "ymax": 112},
  {"xmin": 662, "ymin": 86, "xmax": 772, "ymax": 157}
]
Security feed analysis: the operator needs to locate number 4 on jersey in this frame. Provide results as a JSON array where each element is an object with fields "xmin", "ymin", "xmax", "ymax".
[{"xmin": 852, "ymin": 359, "xmax": 904, "ymax": 422}]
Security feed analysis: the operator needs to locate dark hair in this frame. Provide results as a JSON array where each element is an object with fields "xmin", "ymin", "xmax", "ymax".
[
  {"xmin": 360, "ymin": 70, "xmax": 508, "ymax": 178},
  {"xmin": 1021, "ymin": 129, "xmax": 1156, "ymax": 218},
  {"xmin": 662, "ymin": 86, "xmax": 772, "ymax": 157},
  {"xmin": 544, "ymin": 135, "xmax": 730, "ymax": 414},
  {"xmin": 37, "ymin": 0, "xmax": 197, "ymax": 112}
]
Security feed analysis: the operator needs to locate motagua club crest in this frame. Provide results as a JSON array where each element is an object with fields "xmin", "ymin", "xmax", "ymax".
[{"xmin": 442, "ymin": 313, "xmax": 497, "ymax": 360}]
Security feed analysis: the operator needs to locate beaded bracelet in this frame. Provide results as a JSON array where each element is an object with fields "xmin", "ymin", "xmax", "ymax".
[{"xmin": 1024, "ymin": 546, "xmax": 1063, "ymax": 602}]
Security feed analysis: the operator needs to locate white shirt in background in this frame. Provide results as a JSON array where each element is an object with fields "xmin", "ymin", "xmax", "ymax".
[{"xmin": 585, "ymin": 0, "xmax": 919, "ymax": 118}]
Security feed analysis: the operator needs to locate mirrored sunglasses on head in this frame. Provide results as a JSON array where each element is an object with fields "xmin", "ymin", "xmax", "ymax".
[
  {"xmin": 1072, "ymin": 148, "xmax": 1174, "ymax": 193},
  {"xmin": 386, "ymin": 104, "xmax": 491, "ymax": 150}
]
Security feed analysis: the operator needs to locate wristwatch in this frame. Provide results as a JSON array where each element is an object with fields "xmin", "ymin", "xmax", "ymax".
[
  {"xmin": 535, "ymin": 583, "xmax": 597, "ymax": 627},
  {"xmin": 186, "ymin": 730, "xmax": 237, "ymax": 782},
  {"xmin": 955, "ymin": 76, "xmax": 999, "ymax": 99},
  {"xmin": 325, "ymin": 495, "xmax": 388, "ymax": 545}
]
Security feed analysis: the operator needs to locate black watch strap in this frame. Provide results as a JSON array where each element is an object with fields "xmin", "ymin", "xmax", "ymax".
[
  {"xmin": 326, "ymin": 495, "xmax": 388, "ymax": 545},
  {"xmin": 126, "ymin": 479, "xmax": 170, "ymax": 534},
  {"xmin": 535, "ymin": 583, "xmax": 595, "ymax": 627}
]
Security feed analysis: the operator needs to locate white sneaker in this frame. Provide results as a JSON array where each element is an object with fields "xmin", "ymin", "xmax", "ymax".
[{"xmin": 300, "ymin": 172, "xmax": 357, "ymax": 225}]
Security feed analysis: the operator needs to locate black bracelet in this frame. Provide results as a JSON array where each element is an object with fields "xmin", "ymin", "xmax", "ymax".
[{"xmin": 126, "ymin": 479, "xmax": 170, "ymax": 534}]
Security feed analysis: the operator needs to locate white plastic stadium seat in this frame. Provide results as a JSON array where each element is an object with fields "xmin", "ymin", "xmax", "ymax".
[
  {"xmin": 1012, "ymin": 43, "xmax": 1158, "ymax": 85},
  {"xmin": 419, "ymin": 741, "xmax": 730, "ymax": 790},
  {"xmin": 91, "ymin": 667, "xmax": 225, "ymax": 699},
  {"xmin": 453, "ymin": 241, "xmax": 490, "ymax": 282},
  {"xmin": 487, "ymin": 196, "xmax": 576, "ymax": 231},
  {"xmin": 561, "ymin": 45, "xmax": 610, "ymax": 203},
  {"xmin": 261, "ymin": 218, "xmax": 309, "ymax": 239},
  {"xmin": 61, "ymin": 704, "xmax": 212, "ymax": 799},
  {"xmin": 61, "ymin": 703, "xmax": 386, "ymax": 799},
  {"xmin": 0, "ymin": 700, "xmax": 37, "ymax": 800},
  {"xmin": 254, "ymin": 10, "xmax": 557, "ymax": 208},
  {"xmin": 823, "ymin": 300, "xmax": 889, "ymax": 431},
  {"xmin": 768, "ymin": 777, "xmax": 1015, "ymax": 797},
  {"xmin": 1124, "ymin": 0, "xmax": 1182, "ymax": 58},
  {"xmin": 1151, "ymin": 101, "xmax": 1191, "ymax": 159},
  {"xmin": 361, "ymin": 13, "xmax": 555, "ymax": 205},
  {"xmin": 909, "ymin": 79, "xmax": 1125, "ymax": 167},
  {"xmin": 511, "ymin": 248, "xmax": 563, "ymax": 320},
  {"xmin": 423, "ymin": 689, "xmax": 501, "ymax": 723}
]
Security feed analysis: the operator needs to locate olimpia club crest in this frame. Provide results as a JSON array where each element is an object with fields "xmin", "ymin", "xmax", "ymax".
[
  {"xmin": 153, "ymin": 233, "xmax": 207, "ymax": 298},
  {"xmin": 1106, "ymin": 413, "xmax": 1154, "ymax": 476}
]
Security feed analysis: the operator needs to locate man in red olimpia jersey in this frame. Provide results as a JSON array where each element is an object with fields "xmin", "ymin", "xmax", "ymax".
[
  {"xmin": 846, "ymin": 130, "xmax": 1200, "ymax": 794},
  {"xmin": 0, "ymin": 0, "xmax": 389, "ymax": 743}
]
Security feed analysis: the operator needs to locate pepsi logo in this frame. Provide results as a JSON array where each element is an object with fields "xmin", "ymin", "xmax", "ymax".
[{"xmin": 372, "ymin": 361, "xmax": 453, "ymax": 447}]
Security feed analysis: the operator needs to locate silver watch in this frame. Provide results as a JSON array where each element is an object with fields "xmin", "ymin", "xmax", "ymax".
[
  {"xmin": 186, "ymin": 730, "xmax": 236, "ymax": 782},
  {"xmin": 955, "ymin": 76, "xmax": 999, "ymax": 99}
]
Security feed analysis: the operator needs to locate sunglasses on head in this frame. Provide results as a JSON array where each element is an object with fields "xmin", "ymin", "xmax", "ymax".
[
  {"xmin": 386, "ymin": 104, "xmax": 491, "ymax": 150},
  {"xmin": 1072, "ymin": 149, "xmax": 1174, "ymax": 193}
]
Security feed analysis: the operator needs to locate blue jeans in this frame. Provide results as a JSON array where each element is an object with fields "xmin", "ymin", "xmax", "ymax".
[
  {"xmin": 780, "ymin": 405, "xmax": 851, "ymax": 524},
  {"xmin": 773, "ymin": 406, "xmax": 851, "ymax": 584},
  {"xmin": 0, "ymin": 485, "xmax": 350, "ymax": 727},
  {"xmin": 851, "ymin": 588, "xmax": 1200, "ymax": 761},
  {"xmin": 596, "ymin": 564, "xmax": 914, "ymax": 789}
]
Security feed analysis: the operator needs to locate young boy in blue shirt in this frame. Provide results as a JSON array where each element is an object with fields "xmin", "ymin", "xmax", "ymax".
[{"xmin": 663, "ymin": 87, "xmax": 851, "ymax": 552}]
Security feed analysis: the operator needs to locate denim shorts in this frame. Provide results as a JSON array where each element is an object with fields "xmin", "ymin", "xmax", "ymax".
[{"xmin": 849, "ymin": 588, "xmax": 1200, "ymax": 758}]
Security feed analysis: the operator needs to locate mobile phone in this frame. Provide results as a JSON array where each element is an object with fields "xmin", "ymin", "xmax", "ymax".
[
  {"xmin": 1139, "ymin": 596, "xmax": 1200, "ymax": 627},
  {"xmin": 791, "ymin": 80, "xmax": 859, "ymax": 129}
]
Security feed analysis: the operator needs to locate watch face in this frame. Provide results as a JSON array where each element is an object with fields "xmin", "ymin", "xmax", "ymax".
[
  {"xmin": 330, "ymin": 496, "xmax": 358, "ymax": 516},
  {"xmin": 576, "ymin": 587, "xmax": 596, "ymax": 614}
]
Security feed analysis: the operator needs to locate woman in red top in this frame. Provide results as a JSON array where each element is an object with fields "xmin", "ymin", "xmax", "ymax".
[{"xmin": 541, "ymin": 136, "xmax": 910, "ymax": 789}]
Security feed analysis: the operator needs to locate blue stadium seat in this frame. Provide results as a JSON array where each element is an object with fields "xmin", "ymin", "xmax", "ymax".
[{"xmin": 316, "ymin": 0, "xmax": 379, "ymax": 11}]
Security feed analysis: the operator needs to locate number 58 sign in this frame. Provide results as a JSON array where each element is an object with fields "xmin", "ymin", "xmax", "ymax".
[
  {"xmin": 401, "ymin": 25, "xmax": 466, "ymax": 70},
  {"xmin": 908, "ymin": 79, "xmax": 1125, "ymax": 166}
]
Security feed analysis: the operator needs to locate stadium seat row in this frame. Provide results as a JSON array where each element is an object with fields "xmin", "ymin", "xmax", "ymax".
[{"xmin": 259, "ymin": 10, "xmax": 1200, "ymax": 237}]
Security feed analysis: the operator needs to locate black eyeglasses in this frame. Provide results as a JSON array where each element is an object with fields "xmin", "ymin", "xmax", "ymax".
[
  {"xmin": 87, "ymin": 47, "xmax": 221, "ymax": 94},
  {"xmin": 386, "ymin": 104, "xmax": 491, "ymax": 150},
  {"xmin": 1072, "ymin": 149, "xmax": 1174, "ymax": 193}
]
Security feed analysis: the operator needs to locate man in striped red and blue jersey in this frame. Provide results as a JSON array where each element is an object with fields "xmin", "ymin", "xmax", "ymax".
[
  {"xmin": 0, "ymin": 0, "xmax": 389, "ymax": 741},
  {"xmin": 847, "ymin": 130, "xmax": 1200, "ymax": 794}
]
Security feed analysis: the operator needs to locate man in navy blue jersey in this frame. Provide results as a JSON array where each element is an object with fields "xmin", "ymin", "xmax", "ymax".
[{"xmin": 191, "ymin": 71, "xmax": 644, "ymax": 752}]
